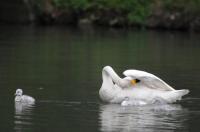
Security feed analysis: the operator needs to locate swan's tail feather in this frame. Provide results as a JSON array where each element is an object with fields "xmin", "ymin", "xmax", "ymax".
[{"xmin": 162, "ymin": 89, "xmax": 189, "ymax": 103}]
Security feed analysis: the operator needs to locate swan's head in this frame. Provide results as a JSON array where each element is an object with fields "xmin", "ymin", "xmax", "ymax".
[
  {"xmin": 120, "ymin": 77, "xmax": 141, "ymax": 88},
  {"xmin": 15, "ymin": 89, "xmax": 23, "ymax": 96}
]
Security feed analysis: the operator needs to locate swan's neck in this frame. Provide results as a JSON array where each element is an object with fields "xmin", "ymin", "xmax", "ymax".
[
  {"xmin": 102, "ymin": 66, "xmax": 123, "ymax": 88},
  {"xmin": 100, "ymin": 66, "xmax": 123, "ymax": 102}
]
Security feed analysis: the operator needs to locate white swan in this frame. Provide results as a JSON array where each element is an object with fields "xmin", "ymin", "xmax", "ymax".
[
  {"xmin": 15, "ymin": 89, "xmax": 35, "ymax": 104},
  {"xmin": 99, "ymin": 66, "xmax": 189, "ymax": 105}
]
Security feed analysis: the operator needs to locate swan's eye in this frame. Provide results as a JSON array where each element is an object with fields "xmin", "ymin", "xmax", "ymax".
[
  {"xmin": 135, "ymin": 79, "xmax": 140, "ymax": 83},
  {"xmin": 130, "ymin": 79, "xmax": 140, "ymax": 85}
]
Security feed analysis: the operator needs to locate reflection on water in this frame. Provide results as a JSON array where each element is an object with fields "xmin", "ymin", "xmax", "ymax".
[
  {"xmin": 14, "ymin": 102, "xmax": 35, "ymax": 132},
  {"xmin": 99, "ymin": 104, "xmax": 188, "ymax": 132}
]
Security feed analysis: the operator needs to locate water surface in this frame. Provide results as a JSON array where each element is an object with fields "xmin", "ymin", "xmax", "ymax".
[{"xmin": 0, "ymin": 25, "xmax": 200, "ymax": 131}]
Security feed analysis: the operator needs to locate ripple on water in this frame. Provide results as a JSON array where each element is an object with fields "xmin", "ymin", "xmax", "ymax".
[
  {"xmin": 14, "ymin": 98, "xmax": 200, "ymax": 132},
  {"xmin": 14, "ymin": 100, "xmax": 101, "ymax": 131}
]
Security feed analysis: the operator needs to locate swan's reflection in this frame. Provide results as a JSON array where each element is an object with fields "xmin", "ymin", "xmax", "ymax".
[
  {"xmin": 14, "ymin": 102, "xmax": 35, "ymax": 132},
  {"xmin": 99, "ymin": 104, "xmax": 188, "ymax": 132}
]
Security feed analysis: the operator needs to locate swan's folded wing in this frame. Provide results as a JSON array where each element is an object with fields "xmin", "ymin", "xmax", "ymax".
[{"xmin": 123, "ymin": 70, "xmax": 175, "ymax": 91}]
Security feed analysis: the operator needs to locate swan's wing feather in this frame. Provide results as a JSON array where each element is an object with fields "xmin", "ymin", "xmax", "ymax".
[{"xmin": 123, "ymin": 70, "xmax": 175, "ymax": 91}]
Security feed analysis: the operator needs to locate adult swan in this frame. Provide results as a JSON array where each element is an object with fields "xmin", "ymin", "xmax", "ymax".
[{"xmin": 99, "ymin": 66, "xmax": 189, "ymax": 105}]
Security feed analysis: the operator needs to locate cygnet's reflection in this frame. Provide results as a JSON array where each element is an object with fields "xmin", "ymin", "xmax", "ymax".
[
  {"xmin": 99, "ymin": 104, "xmax": 188, "ymax": 132},
  {"xmin": 14, "ymin": 102, "xmax": 35, "ymax": 132}
]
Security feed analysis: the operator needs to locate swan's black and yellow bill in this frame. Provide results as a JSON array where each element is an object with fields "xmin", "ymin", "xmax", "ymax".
[{"xmin": 130, "ymin": 79, "xmax": 140, "ymax": 85}]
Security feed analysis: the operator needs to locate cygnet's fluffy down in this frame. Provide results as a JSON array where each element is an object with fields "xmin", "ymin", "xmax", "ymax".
[{"xmin": 15, "ymin": 89, "xmax": 35, "ymax": 104}]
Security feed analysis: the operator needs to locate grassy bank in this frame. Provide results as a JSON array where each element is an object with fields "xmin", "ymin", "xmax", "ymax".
[{"xmin": 32, "ymin": 0, "xmax": 200, "ymax": 31}]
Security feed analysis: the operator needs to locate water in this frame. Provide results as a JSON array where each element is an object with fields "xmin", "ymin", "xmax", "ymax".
[{"xmin": 0, "ymin": 25, "xmax": 200, "ymax": 132}]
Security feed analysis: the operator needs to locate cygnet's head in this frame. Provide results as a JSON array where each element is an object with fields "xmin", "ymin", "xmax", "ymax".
[
  {"xmin": 15, "ymin": 89, "xmax": 23, "ymax": 96},
  {"xmin": 120, "ymin": 77, "xmax": 140, "ymax": 88}
]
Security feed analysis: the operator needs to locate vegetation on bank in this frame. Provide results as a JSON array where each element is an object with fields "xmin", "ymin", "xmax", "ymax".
[{"xmin": 33, "ymin": 0, "xmax": 200, "ymax": 30}]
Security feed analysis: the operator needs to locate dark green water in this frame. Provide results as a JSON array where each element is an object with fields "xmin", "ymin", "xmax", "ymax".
[{"xmin": 0, "ymin": 25, "xmax": 200, "ymax": 132}]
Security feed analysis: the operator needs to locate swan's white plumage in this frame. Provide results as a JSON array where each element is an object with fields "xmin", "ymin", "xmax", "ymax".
[
  {"xmin": 99, "ymin": 66, "xmax": 189, "ymax": 105},
  {"xmin": 123, "ymin": 69, "xmax": 175, "ymax": 91},
  {"xmin": 15, "ymin": 89, "xmax": 35, "ymax": 104}
]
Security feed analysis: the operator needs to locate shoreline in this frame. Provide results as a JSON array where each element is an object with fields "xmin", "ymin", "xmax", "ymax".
[{"xmin": 0, "ymin": 0, "xmax": 200, "ymax": 32}]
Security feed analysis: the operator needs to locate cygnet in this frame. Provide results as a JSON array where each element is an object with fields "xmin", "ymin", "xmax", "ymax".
[{"xmin": 15, "ymin": 89, "xmax": 35, "ymax": 104}]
